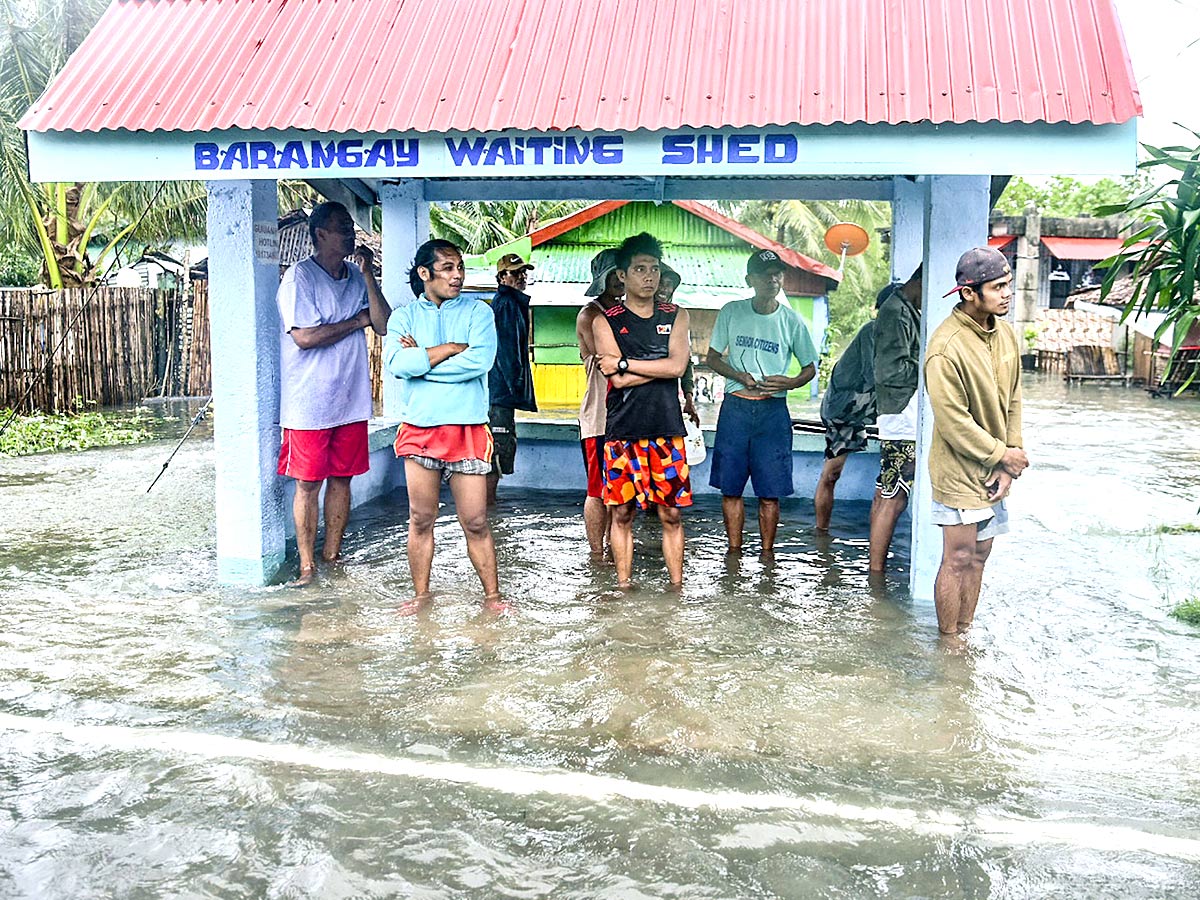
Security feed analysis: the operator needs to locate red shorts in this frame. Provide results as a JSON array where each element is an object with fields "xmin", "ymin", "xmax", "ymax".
[
  {"xmin": 581, "ymin": 436, "xmax": 606, "ymax": 499},
  {"xmin": 278, "ymin": 421, "xmax": 369, "ymax": 482},
  {"xmin": 394, "ymin": 423, "xmax": 493, "ymax": 464},
  {"xmin": 603, "ymin": 436, "xmax": 693, "ymax": 509}
]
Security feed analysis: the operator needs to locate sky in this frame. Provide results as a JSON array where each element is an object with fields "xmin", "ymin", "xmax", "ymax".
[{"xmin": 1113, "ymin": 0, "xmax": 1200, "ymax": 151}]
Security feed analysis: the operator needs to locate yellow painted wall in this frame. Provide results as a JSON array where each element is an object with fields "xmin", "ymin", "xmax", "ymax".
[{"xmin": 533, "ymin": 363, "xmax": 587, "ymax": 408}]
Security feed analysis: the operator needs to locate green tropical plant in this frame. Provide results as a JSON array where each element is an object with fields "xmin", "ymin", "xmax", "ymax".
[
  {"xmin": 1099, "ymin": 136, "xmax": 1200, "ymax": 388},
  {"xmin": 1, "ymin": 0, "xmax": 208, "ymax": 286},
  {"xmin": 429, "ymin": 201, "xmax": 588, "ymax": 254}
]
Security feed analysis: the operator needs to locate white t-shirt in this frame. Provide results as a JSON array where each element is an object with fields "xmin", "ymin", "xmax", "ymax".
[
  {"xmin": 277, "ymin": 257, "xmax": 372, "ymax": 430},
  {"xmin": 877, "ymin": 391, "xmax": 918, "ymax": 441}
]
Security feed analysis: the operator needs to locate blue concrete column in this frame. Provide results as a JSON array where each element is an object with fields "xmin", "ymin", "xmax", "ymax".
[
  {"xmin": 910, "ymin": 175, "xmax": 990, "ymax": 600},
  {"xmin": 891, "ymin": 176, "xmax": 924, "ymax": 282},
  {"xmin": 206, "ymin": 179, "xmax": 286, "ymax": 585},
  {"xmin": 810, "ymin": 294, "xmax": 829, "ymax": 399},
  {"xmin": 380, "ymin": 180, "xmax": 429, "ymax": 418}
]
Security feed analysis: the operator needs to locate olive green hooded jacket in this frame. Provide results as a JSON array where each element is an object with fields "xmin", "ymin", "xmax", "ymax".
[{"xmin": 924, "ymin": 307, "xmax": 1023, "ymax": 509}]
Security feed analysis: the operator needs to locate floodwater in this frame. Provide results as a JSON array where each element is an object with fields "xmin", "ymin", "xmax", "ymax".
[{"xmin": 1, "ymin": 380, "xmax": 1198, "ymax": 899}]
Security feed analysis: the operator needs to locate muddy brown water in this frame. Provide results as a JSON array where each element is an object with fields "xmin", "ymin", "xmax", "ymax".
[{"xmin": 1, "ymin": 379, "xmax": 1198, "ymax": 898}]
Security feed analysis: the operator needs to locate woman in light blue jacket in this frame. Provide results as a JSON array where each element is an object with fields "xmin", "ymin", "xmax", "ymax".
[{"xmin": 384, "ymin": 239, "xmax": 504, "ymax": 614}]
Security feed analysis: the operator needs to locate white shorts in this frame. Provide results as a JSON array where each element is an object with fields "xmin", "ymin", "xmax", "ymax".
[{"xmin": 931, "ymin": 499, "xmax": 1009, "ymax": 541}]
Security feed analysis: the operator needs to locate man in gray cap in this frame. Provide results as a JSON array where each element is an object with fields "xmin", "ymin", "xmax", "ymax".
[
  {"xmin": 575, "ymin": 247, "xmax": 625, "ymax": 556},
  {"xmin": 925, "ymin": 247, "xmax": 1028, "ymax": 636}
]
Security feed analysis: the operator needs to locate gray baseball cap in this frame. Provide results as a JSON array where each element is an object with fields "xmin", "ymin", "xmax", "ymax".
[
  {"xmin": 584, "ymin": 248, "xmax": 621, "ymax": 297},
  {"xmin": 943, "ymin": 247, "xmax": 1011, "ymax": 297}
]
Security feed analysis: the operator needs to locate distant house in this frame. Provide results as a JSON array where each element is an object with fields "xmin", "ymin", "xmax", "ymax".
[
  {"xmin": 508, "ymin": 200, "xmax": 841, "ymax": 407},
  {"xmin": 107, "ymin": 250, "xmax": 187, "ymax": 290}
]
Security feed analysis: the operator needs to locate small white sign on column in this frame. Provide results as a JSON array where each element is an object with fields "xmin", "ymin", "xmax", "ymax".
[{"xmin": 253, "ymin": 221, "xmax": 279, "ymax": 265}]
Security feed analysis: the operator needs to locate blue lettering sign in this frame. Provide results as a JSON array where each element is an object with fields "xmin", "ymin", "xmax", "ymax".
[
  {"xmin": 727, "ymin": 133, "xmax": 758, "ymax": 163},
  {"xmin": 662, "ymin": 134, "xmax": 694, "ymax": 165},
  {"xmin": 764, "ymin": 133, "xmax": 798, "ymax": 164},
  {"xmin": 195, "ymin": 143, "xmax": 219, "ymax": 170}
]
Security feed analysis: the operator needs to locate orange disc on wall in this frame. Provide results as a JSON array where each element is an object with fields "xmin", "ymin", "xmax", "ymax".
[{"xmin": 823, "ymin": 222, "xmax": 870, "ymax": 257}]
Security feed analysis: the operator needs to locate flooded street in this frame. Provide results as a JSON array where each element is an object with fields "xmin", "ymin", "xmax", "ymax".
[{"xmin": 1, "ymin": 377, "xmax": 1199, "ymax": 898}]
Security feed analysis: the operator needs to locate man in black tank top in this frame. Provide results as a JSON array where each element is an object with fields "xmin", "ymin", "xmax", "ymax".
[{"xmin": 591, "ymin": 233, "xmax": 693, "ymax": 588}]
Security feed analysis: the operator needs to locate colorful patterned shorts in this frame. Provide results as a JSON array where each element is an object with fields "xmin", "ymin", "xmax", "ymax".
[
  {"xmin": 602, "ymin": 436, "xmax": 693, "ymax": 509},
  {"xmin": 876, "ymin": 439, "xmax": 916, "ymax": 498}
]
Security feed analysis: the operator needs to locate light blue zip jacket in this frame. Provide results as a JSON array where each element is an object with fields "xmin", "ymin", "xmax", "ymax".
[{"xmin": 383, "ymin": 294, "xmax": 497, "ymax": 427}]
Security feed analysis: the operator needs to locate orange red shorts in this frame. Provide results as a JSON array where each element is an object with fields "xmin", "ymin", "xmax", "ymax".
[
  {"xmin": 602, "ymin": 436, "xmax": 693, "ymax": 509},
  {"xmin": 277, "ymin": 421, "xmax": 369, "ymax": 482}
]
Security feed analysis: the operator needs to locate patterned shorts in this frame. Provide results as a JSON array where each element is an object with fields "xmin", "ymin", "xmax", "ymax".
[
  {"xmin": 876, "ymin": 439, "xmax": 916, "ymax": 498},
  {"xmin": 824, "ymin": 420, "xmax": 870, "ymax": 459},
  {"xmin": 603, "ymin": 436, "xmax": 693, "ymax": 509}
]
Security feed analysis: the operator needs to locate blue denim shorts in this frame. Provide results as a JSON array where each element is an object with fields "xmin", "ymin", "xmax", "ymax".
[{"xmin": 708, "ymin": 395, "xmax": 794, "ymax": 499}]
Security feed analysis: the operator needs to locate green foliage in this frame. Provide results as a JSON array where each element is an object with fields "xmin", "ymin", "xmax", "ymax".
[
  {"xmin": 0, "ymin": 246, "xmax": 40, "ymax": 285},
  {"xmin": 0, "ymin": 402, "xmax": 155, "ymax": 456},
  {"xmin": 429, "ymin": 201, "xmax": 589, "ymax": 254},
  {"xmin": 1157, "ymin": 523, "xmax": 1200, "ymax": 534},
  {"xmin": 1023, "ymin": 325, "xmax": 1039, "ymax": 352},
  {"xmin": 1169, "ymin": 597, "xmax": 1200, "ymax": 627},
  {"xmin": 1, "ymin": 1, "xmax": 208, "ymax": 285},
  {"xmin": 994, "ymin": 176, "xmax": 1148, "ymax": 218},
  {"xmin": 1100, "ymin": 135, "xmax": 1200, "ymax": 390}
]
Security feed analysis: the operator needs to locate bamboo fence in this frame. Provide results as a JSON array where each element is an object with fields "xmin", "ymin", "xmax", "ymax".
[
  {"xmin": 0, "ymin": 287, "xmax": 160, "ymax": 412},
  {"xmin": 0, "ymin": 283, "xmax": 385, "ymax": 412}
]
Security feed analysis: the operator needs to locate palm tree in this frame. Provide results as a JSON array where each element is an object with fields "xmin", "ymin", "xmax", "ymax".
[
  {"xmin": 1, "ymin": 0, "xmax": 208, "ymax": 286},
  {"xmin": 430, "ymin": 201, "xmax": 588, "ymax": 253}
]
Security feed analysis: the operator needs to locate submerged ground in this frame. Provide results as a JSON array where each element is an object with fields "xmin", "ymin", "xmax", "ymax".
[{"xmin": 1, "ymin": 377, "xmax": 1198, "ymax": 899}]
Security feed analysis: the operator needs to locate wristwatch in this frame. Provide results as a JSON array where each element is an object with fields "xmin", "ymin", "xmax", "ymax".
[{"xmin": 616, "ymin": 357, "xmax": 629, "ymax": 374}]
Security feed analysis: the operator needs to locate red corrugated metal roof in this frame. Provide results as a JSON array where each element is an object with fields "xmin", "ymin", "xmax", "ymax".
[
  {"xmin": 530, "ymin": 200, "xmax": 842, "ymax": 284},
  {"xmin": 988, "ymin": 235, "xmax": 1016, "ymax": 250},
  {"xmin": 20, "ymin": 0, "xmax": 1141, "ymax": 134},
  {"xmin": 1041, "ymin": 236, "xmax": 1135, "ymax": 260}
]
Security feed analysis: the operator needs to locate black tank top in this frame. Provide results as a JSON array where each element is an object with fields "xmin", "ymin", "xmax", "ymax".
[{"xmin": 602, "ymin": 301, "xmax": 686, "ymax": 441}]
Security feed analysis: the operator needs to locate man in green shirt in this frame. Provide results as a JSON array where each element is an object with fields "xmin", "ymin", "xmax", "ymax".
[{"xmin": 705, "ymin": 250, "xmax": 818, "ymax": 556}]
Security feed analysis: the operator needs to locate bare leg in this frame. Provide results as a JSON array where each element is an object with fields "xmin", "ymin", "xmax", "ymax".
[
  {"xmin": 400, "ymin": 461, "xmax": 441, "ymax": 613},
  {"xmin": 656, "ymin": 504, "xmax": 685, "ymax": 586},
  {"xmin": 933, "ymin": 523, "xmax": 979, "ymax": 634},
  {"xmin": 958, "ymin": 538, "xmax": 994, "ymax": 630},
  {"xmin": 321, "ymin": 476, "xmax": 353, "ymax": 563},
  {"xmin": 721, "ymin": 495, "xmax": 745, "ymax": 553},
  {"xmin": 447, "ymin": 471, "xmax": 501, "ymax": 602},
  {"xmin": 610, "ymin": 501, "xmax": 637, "ymax": 587},
  {"xmin": 814, "ymin": 455, "xmax": 847, "ymax": 531},
  {"xmin": 869, "ymin": 489, "xmax": 910, "ymax": 572},
  {"xmin": 758, "ymin": 498, "xmax": 780, "ymax": 556},
  {"xmin": 584, "ymin": 496, "xmax": 607, "ymax": 557},
  {"xmin": 292, "ymin": 480, "xmax": 323, "ymax": 584},
  {"xmin": 485, "ymin": 470, "xmax": 500, "ymax": 507}
]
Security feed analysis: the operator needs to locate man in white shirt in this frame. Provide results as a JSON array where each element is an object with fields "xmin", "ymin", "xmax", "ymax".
[{"xmin": 276, "ymin": 202, "xmax": 390, "ymax": 585}]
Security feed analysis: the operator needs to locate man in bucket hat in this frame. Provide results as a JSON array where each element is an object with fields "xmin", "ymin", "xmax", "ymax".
[
  {"xmin": 925, "ymin": 247, "xmax": 1028, "ymax": 636},
  {"xmin": 486, "ymin": 252, "xmax": 537, "ymax": 505}
]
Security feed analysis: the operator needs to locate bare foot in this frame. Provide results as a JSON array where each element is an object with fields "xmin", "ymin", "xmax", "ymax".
[
  {"xmin": 482, "ymin": 592, "xmax": 511, "ymax": 615},
  {"xmin": 397, "ymin": 593, "xmax": 433, "ymax": 616},
  {"xmin": 289, "ymin": 564, "xmax": 318, "ymax": 587},
  {"xmin": 617, "ymin": 579, "xmax": 634, "ymax": 590},
  {"xmin": 666, "ymin": 580, "xmax": 683, "ymax": 593}
]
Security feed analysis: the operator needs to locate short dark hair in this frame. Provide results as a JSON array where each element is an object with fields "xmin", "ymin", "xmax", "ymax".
[
  {"xmin": 408, "ymin": 239, "xmax": 463, "ymax": 297},
  {"xmin": 615, "ymin": 232, "xmax": 664, "ymax": 271},
  {"xmin": 309, "ymin": 201, "xmax": 351, "ymax": 244}
]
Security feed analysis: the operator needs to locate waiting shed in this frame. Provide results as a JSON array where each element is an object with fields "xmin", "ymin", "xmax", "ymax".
[{"xmin": 19, "ymin": 0, "xmax": 1142, "ymax": 598}]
